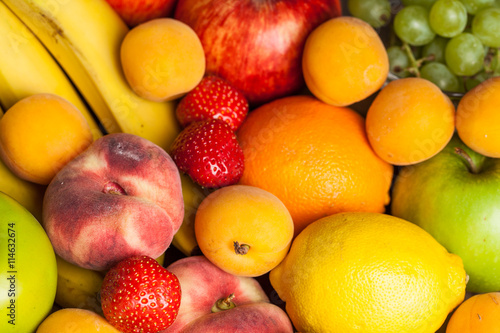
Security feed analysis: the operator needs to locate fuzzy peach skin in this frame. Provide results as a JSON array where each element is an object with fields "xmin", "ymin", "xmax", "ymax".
[
  {"xmin": 161, "ymin": 256, "xmax": 294, "ymax": 333},
  {"xmin": 42, "ymin": 133, "xmax": 184, "ymax": 271}
]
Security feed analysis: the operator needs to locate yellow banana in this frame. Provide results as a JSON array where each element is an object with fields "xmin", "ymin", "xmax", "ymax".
[
  {"xmin": 0, "ymin": 1, "xmax": 102, "ymax": 140},
  {"xmin": 172, "ymin": 173, "xmax": 213, "ymax": 257},
  {"xmin": 54, "ymin": 255, "xmax": 105, "ymax": 315},
  {"xmin": 0, "ymin": 159, "xmax": 45, "ymax": 221},
  {"xmin": 1, "ymin": 0, "xmax": 180, "ymax": 151}
]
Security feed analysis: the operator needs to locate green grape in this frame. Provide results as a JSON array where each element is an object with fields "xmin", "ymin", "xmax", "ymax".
[
  {"xmin": 472, "ymin": 7, "xmax": 500, "ymax": 47},
  {"xmin": 402, "ymin": 0, "xmax": 438, "ymax": 9},
  {"xmin": 429, "ymin": 0, "xmax": 468, "ymax": 38},
  {"xmin": 459, "ymin": 0, "xmax": 495, "ymax": 14},
  {"xmin": 387, "ymin": 46, "xmax": 412, "ymax": 77},
  {"xmin": 465, "ymin": 71, "xmax": 490, "ymax": 90},
  {"xmin": 422, "ymin": 36, "xmax": 450, "ymax": 63},
  {"xmin": 420, "ymin": 62, "xmax": 463, "ymax": 92},
  {"xmin": 394, "ymin": 6, "xmax": 436, "ymax": 46},
  {"xmin": 445, "ymin": 32, "xmax": 485, "ymax": 76},
  {"xmin": 348, "ymin": 0, "xmax": 392, "ymax": 28}
]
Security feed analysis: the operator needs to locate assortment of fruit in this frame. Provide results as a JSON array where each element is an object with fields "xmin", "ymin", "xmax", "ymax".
[{"xmin": 1, "ymin": 0, "xmax": 500, "ymax": 332}]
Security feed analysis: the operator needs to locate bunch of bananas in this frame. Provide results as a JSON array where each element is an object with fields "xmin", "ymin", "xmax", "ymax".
[{"xmin": 0, "ymin": 0, "xmax": 204, "ymax": 311}]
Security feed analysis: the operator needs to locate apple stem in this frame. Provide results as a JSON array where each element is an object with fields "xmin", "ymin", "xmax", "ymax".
[
  {"xmin": 233, "ymin": 241, "xmax": 250, "ymax": 255},
  {"xmin": 103, "ymin": 181, "xmax": 127, "ymax": 195},
  {"xmin": 211, "ymin": 293, "xmax": 236, "ymax": 313},
  {"xmin": 454, "ymin": 147, "xmax": 479, "ymax": 174}
]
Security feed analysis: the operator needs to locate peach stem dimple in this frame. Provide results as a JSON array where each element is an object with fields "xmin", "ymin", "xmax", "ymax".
[
  {"xmin": 211, "ymin": 293, "xmax": 236, "ymax": 313},
  {"xmin": 103, "ymin": 181, "xmax": 127, "ymax": 195}
]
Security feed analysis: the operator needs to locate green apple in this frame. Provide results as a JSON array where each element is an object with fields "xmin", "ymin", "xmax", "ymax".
[
  {"xmin": 391, "ymin": 134, "xmax": 500, "ymax": 293},
  {"xmin": 0, "ymin": 191, "xmax": 57, "ymax": 332}
]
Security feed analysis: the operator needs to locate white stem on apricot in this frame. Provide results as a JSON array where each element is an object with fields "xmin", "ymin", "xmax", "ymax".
[{"xmin": 211, "ymin": 293, "xmax": 236, "ymax": 313}]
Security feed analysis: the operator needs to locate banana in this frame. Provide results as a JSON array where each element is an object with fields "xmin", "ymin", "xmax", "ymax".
[
  {"xmin": 0, "ymin": 158, "xmax": 45, "ymax": 221},
  {"xmin": 172, "ymin": 173, "xmax": 213, "ymax": 257},
  {"xmin": 1, "ymin": 0, "xmax": 180, "ymax": 151},
  {"xmin": 0, "ymin": 1, "xmax": 102, "ymax": 140},
  {"xmin": 54, "ymin": 255, "xmax": 105, "ymax": 315}
]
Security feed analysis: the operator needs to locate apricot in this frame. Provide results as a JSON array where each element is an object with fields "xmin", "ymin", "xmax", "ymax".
[
  {"xmin": 0, "ymin": 93, "xmax": 93, "ymax": 185},
  {"xmin": 120, "ymin": 18, "xmax": 206, "ymax": 102},
  {"xmin": 36, "ymin": 308, "xmax": 120, "ymax": 333},
  {"xmin": 446, "ymin": 292, "xmax": 500, "ymax": 332},
  {"xmin": 365, "ymin": 77, "xmax": 455, "ymax": 165},
  {"xmin": 195, "ymin": 185, "xmax": 294, "ymax": 277},
  {"xmin": 456, "ymin": 76, "xmax": 500, "ymax": 158},
  {"xmin": 302, "ymin": 16, "xmax": 389, "ymax": 107}
]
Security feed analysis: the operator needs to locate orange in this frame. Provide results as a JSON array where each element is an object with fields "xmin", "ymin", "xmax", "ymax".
[
  {"xmin": 446, "ymin": 292, "xmax": 500, "ymax": 332},
  {"xmin": 195, "ymin": 184, "xmax": 294, "ymax": 277},
  {"xmin": 0, "ymin": 93, "xmax": 93, "ymax": 185},
  {"xmin": 237, "ymin": 95, "xmax": 394, "ymax": 236},
  {"xmin": 302, "ymin": 16, "xmax": 389, "ymax": 107},
  {"xmin": 365, "ymin": 77, "xmax": 456, "ymax": 165},
  {"xmin": 456, "ymin": 76, "xmax": 500, "ymax": 158}
]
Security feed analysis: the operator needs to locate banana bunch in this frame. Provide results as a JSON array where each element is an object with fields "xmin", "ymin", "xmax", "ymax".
[
  {"xmin": 1, "ymin": 0, "xmax": 180, "ymax": 152},
  {"xmin": 0, "ymin": 1, "xmax": 102, "ymax": 140},
  {"xmin": 0, "ymin": 0, "xmax": 208, "ymax": 313}
]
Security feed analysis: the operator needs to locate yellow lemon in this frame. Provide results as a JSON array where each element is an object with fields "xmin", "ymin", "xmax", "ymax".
[{"xmin": 270, "ymin": 212, "xmax": 467, "ymax": 333}]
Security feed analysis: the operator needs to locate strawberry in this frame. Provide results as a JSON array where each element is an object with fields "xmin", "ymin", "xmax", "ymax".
[
  {"xmin": 175, "ymin": 75, "xmax": 249, "ymax": 131},
  {"xmin": 170, "ymin": 118, "xmax": 244, "ymax": 188},
  {"xmin": 100, "ymin": 256, "xmax": 181, "ymax": 333}
]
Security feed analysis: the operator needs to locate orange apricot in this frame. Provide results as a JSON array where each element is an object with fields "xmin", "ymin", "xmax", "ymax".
[
  {"xmin": 36, "ymin": 308, "xmax": 121, "ymax": 333},
  {"xmin": 365, "ymin": 77, "xmax": 456, "ymax": 165},
  {"xmin": 456, "ymin": 76, "xmax": 500, "ymax": 158},
  {"xmin": 194, "ymin": 185, "xmax": 294, "ymax": 277},
  {"xmin": 302, "ymin": 16, "xmax": 389, "ymax": 107},
  {"xmin": 0, "ymin": 93, "xmax": 93, "ymax": 185},
  {"xmin": 120, "ymin": 18, "xmax": 205, "ymax": 102},
  {"xmin": 446, "ymin": 292, "xmax": 500, "ymax": 332}
]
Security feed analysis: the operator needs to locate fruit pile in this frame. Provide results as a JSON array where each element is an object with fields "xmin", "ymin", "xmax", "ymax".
[
  {"xmin": 1, "ymin": 0, "xmax": 500, "ymax": 332},
  {"xmin": 349, "ymin": 0, "xmax": 500, "ymax": 94}
]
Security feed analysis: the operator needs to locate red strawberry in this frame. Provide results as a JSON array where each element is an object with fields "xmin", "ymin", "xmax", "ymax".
[
  {"xmin": 100, "ymin": 256, "xmax": 181, "ymax": 333},
  {"xmin": 170, "ymin": 118, "xmax": 244, "ymax": 188},
  {"xmin": 175, "ymin": 75, "xmax": 249, "ymax": 131}
]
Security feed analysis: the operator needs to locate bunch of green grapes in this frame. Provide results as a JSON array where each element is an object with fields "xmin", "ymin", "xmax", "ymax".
[{"xmin": 348, "ymin": 0, "xmax": 500, "ymax": 94}]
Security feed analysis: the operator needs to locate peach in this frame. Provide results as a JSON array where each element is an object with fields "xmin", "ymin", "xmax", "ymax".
[
  {"xmin": 0, "ymin": 93, "xmax": 93, "ymax": 185},
  {"xmin": 195, "ymin": 185, "xmax": 294, "ymax": 277},
  {"xmin": 161, "ymin": 256, "xmax": 294, "ymax": 333},
  {"xmin": 36, "ymin": 308, "xmax": 120, "ymax": 333},
  {"xmin": 42, "ymin": 133, "xmax": 184, "ymax": 271},
  {"xmin": 120, "ymin": 18, "xmax": 206, "ymax": 102}
]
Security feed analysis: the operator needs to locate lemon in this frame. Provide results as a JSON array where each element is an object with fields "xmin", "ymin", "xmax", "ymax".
[{"xmin": 269, "ymin": 212, "xmax": 467, "ymax": 333}]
